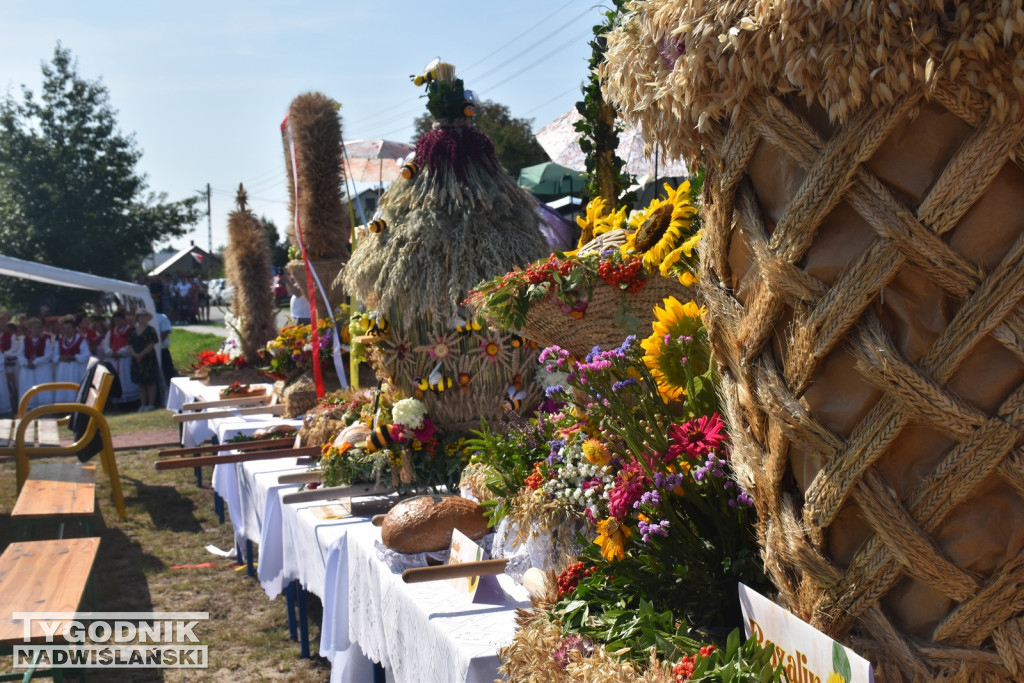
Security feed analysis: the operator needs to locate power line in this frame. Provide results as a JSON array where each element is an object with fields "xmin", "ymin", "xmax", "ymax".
[
  {"xmin": 521, "ymin": 86, "xmax": 580, "ymax": 116},
  {"xmin": 471, "ymin": 7, "xmax": 594, "ymax": 84},
  {"xmin": 461, "ymin": 0, "xmax": 579, "ymax": 75}
]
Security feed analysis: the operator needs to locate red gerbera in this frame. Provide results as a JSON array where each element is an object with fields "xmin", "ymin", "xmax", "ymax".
[{"xmin": 668, "ymin": 413, "xmax": 727, "ymax": 460}]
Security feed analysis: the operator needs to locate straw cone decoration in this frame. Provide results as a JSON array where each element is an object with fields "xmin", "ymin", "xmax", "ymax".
[
  {"xmin": 282, "ymin": 92, "xmax": 349, "ymax": 317},
  {"xmin": 342, "ymin": 63, "xmax": 548, "ymax": 431},
  {"xmin": 224, "ymin": 185, "xmax": 276, "ymax": 364},
  {"xmin": 604, "ymin": 2, "xmax": 1024, "ymax": 681}
]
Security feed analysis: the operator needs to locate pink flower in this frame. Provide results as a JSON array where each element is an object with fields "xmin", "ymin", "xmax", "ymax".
[
  {"xmin": 412, "ymin": 418, "xmax": 435, "ymax": 442},
  {"xmin": 668, "ymin": 413, "xmax": 727, "ymax": 460}
]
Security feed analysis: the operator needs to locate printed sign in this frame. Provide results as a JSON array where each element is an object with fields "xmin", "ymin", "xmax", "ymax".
[
  {"xmin": 447, "ymin": 529, "xmax": 485, "ymax": 600},
  {"xmin": 739, "ymin": 583, "xmax": 874, "ymax": 683},
  {"xmin": 308, "ymin": 503, "xmax": 349, "ymax": 520}
]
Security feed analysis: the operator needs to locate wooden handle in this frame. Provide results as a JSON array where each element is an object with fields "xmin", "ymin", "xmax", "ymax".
[
  {"xmin": 157, "ymin": 437, "xmax": 295, "ymax": 457},
  {"xmin": 281, "ymin": 484, "xmax": 394, "ymax": 505},
  {"xmin": 402, "ymin": 558, "xmax": 509, "ymax": 584},
  {"xmin": 181, "ymin": 395, "xmax": 270, "ymax": 411},
  {"xmin": 172, "ymin": 404, "xmax": 286, "ymax": 423},
  {"xmin": 155, "ymin": 446, "xmax": 319, "ymax": 470},
  {"xmin": 278, "ymin": 471, "xmax": 323, "ymax": 485}
]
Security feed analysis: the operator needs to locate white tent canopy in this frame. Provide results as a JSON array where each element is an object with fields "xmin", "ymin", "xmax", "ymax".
[{"xmin": 0, "ymin": 254, "xmax": 156, "ymax": 315}]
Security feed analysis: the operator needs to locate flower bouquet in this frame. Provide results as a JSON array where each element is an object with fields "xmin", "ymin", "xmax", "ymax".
[
  {"xmin": 304, "ymin": 389, "xmax": 472, "ymax": 494},
  {"xmin": 262, "ymin": 319, "xmax": 343, "ymax": 386},
  {"xmin": 218, "ymin": 381, "xmax": 267, "ymax": 399},
  {"xmin": 190, "ymin": 350, "xmax": 262, "ymax": 386},
  {"xmin": 469, "ymin": 184, "xmax": 700, "ymax": 359},
  {"xmin": 492, "ymin": 296, "xmax": 778, "ymax": 680}
]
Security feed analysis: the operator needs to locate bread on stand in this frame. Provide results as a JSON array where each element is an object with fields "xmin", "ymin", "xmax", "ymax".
[{"xmin": 380, "ymin": 495, "xmax": 488, "ymax": 554}]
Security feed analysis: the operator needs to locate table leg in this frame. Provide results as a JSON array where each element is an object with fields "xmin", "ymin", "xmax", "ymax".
[
  {"xmin": 285, "ymin": 581, "xmax": 298, "ymax": 642},
  {"xmin": 297, "ymin": 583, "xmax": 310, "ymax": 659},
  {"xmin": 246, "ymin": 541, "xmax": 255, "ymax": 578},
  {"xmin": 214, "ymin": 493, "xmax": 224, "ymax": 524}
]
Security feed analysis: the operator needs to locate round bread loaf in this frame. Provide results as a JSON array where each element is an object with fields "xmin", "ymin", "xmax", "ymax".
[{"xmin": 380, "ymin": 495, "xmax": 489, "ymax": 554}]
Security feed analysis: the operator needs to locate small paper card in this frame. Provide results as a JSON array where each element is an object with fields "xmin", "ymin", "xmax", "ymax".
[
  {"xmin": 308, "ymin": 503, "xmax": 349, "ymax": 520},
  {"xmin": 447, "ymin": 528, "xmax": 485, "ymax": 601},
  {"xmin": 739, "ymin": 583, "xmax": 874, "ymax": 683}
]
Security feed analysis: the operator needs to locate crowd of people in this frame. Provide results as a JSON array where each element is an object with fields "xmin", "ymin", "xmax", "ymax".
[
  {"xmin": 0, "ymin": 308, "xmax": 174, "ymax": 416},
  {"xmin": 146, "ymin": 274, "xmax": 211, "ymax": 324}
]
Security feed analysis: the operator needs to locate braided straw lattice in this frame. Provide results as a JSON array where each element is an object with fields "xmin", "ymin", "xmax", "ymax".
[{"xmin": 698, "ymin": 85, "xmax": 1024, "ymax": 681}]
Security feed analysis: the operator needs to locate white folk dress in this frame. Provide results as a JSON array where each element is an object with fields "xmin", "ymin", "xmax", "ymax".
[
  {"xmin": 17, "ymin": 334, "xmax": 55, "ymax": 412},
  {"xmin": 52, "ymin": 333, "xmax": 91, "ymax": 403},
  {"xmin": 102, "ymin": 325, "xmax": 139, "ymax": 404},
  {"xmin": 0, "ymin": 331, "xmax": 18, "ymax": 414}
]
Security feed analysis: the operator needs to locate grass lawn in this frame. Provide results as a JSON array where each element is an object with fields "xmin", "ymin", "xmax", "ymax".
[
  {"xmin": 169, "ymin": 329, "xmax": 223, "ymax": 372},
  {"xmin": 0, "ymin": 447, "xmax": 331, "ymax": 681}
]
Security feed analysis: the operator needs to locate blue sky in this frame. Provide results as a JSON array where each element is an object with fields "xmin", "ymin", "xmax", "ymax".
[{"xmin": 0, "ymin": 0, "xmax": 605, "ymax": 254}]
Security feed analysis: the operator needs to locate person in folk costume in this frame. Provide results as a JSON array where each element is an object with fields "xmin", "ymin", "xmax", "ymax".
[
  {"xmin": 16, "ymin": 318, "xmax": 54, "ymax": 412},
  {"xmin": 128, "ymin": 310, "xmax": 159, "ymax": 412},
  {"xmin": 102, "ymin": 310, "xmax": 140, "ymax": 405},
  {"xmin": 0, "ymin": 311, "xmax": 19, "ymax": 405},
  {"xmin": 53, "ymin": 314, "xmax": 91, "ymax": 404},
  {"xmin": 87, "ymin": 314, "xmax": 106, "ymax": 357}
]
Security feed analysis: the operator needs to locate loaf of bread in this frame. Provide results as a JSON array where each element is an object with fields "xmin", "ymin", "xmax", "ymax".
[{"xmin": 380, "ymin": 495, "xmax": 489, "ymax": 554}]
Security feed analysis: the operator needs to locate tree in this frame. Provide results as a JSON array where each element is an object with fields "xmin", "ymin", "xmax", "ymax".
[
  {"xmin": 412, "ymin": 100, "xmax": 549, "ymax": 178},
  {"xmin": 0, "ymin": 44, "xmax": 201, "ymax": 311},
  {"xmin": 261, "ymin": 216, "xmax": 290, "ymax": 269}
]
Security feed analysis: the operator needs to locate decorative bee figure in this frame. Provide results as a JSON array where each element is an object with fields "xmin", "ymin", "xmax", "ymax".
[
  {"xmin": 367, "ymin": 311, "xmax": 390, "ymax": 337},
  {"xmin": 449, "ymin": 315, "xmax": 482, "ymax": 336},
  {"xmin": 463, "ymin": 89, "xmax": 479, "ymax": 118},
  {"xmin": 411, "ymin": 57, "xmax": 440, "ymax": 87},
  {"xmin": 503, "ymin": 385, "xmax": 528, "ymax": 412},
  {"xmin": 365, "ymin": 424, "xmax": 397, "ymax": 453},
  {"xmin": 368, "ymin": 218, "xmax": 387, "ymax": 233},
  {"xmin": 416, "ymin": 363, "xmax": 453, "ymax": 393},
  {"xmin": 400, "ymin": 160, "xmax": 420, "ymax": 180}
]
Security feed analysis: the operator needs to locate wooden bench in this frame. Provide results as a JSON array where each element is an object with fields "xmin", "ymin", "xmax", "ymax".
[
  {"xmin": 0, "ymin": 419, "xmax": 61, "ymax": 449},
  {"xmin": 11, "ymin": 463, "xmax": 97, "ymax": 540},
  {"xmin": 0, "ymin": 537, "xmax": 100, "ymax": 681},
  {"xmin": 0, "ymin": 364, "xmax": 125, "ymax": 520}
]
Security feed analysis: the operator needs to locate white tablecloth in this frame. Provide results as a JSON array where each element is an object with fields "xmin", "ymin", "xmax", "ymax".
[
  {"xmin": 318, "ymin": 519, "xmax": 530, "ymax": 683},
  {"xmin": 166, "ymin": 377, "xmax": 226, "ymax": 412},
  {"xmin": 211, "ymin": 455, "xmax": 311, "ymax": 556}
]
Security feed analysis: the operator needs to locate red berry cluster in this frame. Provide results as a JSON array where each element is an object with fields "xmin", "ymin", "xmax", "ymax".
[
  {"xmin": 597, "ymin": 259, "xmax": 645, "ymax": 292},
  {"xmin": 556, "ymin": 561, "xmax": 595, "ymax": 599},
  {"xmin": 525, "ymin": 463, "xmax": 545, "ymax": 490},
  {"xmin": 671, "ymin": 646, "xmax": 716, "ymax": 681},
  {"xmin": 523, "ymin": 255, "xmax": 574, "ymax": 285}
]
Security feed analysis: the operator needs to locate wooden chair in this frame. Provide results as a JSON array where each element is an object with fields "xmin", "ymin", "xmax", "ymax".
[{"xmin": 0, "ymin": 364, "xmax": 126, "ymax": 520}]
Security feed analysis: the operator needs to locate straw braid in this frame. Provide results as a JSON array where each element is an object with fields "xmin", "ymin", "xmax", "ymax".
[{"xmin": 700, "ymin": 87, "xmax": 1024, "ymax": 681}]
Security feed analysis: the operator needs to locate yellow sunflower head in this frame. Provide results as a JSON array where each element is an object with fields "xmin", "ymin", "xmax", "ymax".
[
  {"xmin": 576, "ymin": 197, "xmax": 626, "ymax": 248},
  {"xmin": 659, "ymin": 229, "xmax": 701, "ymax": 282},
  {"xmin": 641, "ymin": 296, "xmax": 709, "ymax": 402},
  {"xmin": 622, "ymin": 182, "xmax": 698, "ymax": 270}
]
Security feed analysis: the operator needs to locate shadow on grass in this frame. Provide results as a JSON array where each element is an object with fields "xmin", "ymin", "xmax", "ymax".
[{"xmin": 122, "ymin": 475, "xmax": 203, "ymax": 534}]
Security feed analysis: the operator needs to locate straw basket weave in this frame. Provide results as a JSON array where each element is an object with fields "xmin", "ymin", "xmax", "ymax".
[
  {"xmin": 523, "ymin": 276, "xmax": 693, "ymax": 359},
  {"xmin": 603, "ymin": 2, "xmax": 1024, "ymax": 680}
]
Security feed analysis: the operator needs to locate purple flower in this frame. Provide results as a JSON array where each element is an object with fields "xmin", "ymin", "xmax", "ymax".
[
  {"xmin": 544, "ymin": 385, "xmax": 564, "ymax": 398},
  {"xmin": 611, "ymin": 377, "xmax": 637, "ymax": 392}
]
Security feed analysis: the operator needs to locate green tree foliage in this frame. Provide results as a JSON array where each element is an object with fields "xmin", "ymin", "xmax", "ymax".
[
  {"xmin": 0, "ymin": 44, "xmax": 201, "ymax": 310},
  {"xmin": 261, "ymin": 216, "xmax": 289, "ymax": 269},
  {"xmin": 412, "ymin": 100, "xmax": 549, "ymax": 178}
]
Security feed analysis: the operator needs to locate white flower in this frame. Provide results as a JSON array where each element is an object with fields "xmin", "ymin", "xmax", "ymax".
[{"xmin": 391, "ymin": 398, "xmax": 427, "ymax": 430}]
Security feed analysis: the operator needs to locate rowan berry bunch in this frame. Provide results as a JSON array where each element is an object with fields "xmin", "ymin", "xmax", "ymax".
[
  {"xmin": 597, "ymin": 257, "xmax": 645, "ymax": 292},
  {"xmin": 556, "ymin": 560, "xmax": 595, "ymax": 599}
]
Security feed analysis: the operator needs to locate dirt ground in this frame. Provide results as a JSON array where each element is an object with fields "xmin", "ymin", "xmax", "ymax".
[{"xmin": 0, "ymin": 444, "xmax": 332, "ymax": 682}]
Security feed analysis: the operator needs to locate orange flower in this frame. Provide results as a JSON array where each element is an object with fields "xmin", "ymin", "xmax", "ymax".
[{"xmin": 594, "ymin": 518, "xmax": 630, "ymax": 561}]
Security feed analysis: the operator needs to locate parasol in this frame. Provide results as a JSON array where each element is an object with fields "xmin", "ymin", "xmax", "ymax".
[
  {"xmin": 534, "ymin": 108, "xmax": 688, "ymax": 179},
  {"xmin": 517, "ymin": 161, "xmax": 585, "ymax": 197},
  {"xmin": 342, "ymin": 139, "xmax": 416, "ymax": 183}
]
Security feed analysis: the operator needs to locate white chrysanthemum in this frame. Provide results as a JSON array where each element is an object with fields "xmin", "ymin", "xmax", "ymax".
[{"xmin": 391, "ymin": 398, "xmax": 427, "ymax": 430}]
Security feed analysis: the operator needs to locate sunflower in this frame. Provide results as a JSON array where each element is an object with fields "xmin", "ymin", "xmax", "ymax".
[
  {"xmin": 641, "ymin": 296, "xmax": 708, "ymax": 401},
  {"xmin": 622, "ymin": 182, "xmax": 697, "ymax": 270},
  {"xmin": 575, "ymin": 197, "xmax": 627, "ymax": 248}
]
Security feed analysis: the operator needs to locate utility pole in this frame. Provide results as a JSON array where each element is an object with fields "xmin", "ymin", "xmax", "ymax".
[{"xmin": 206, "ymin": 183, "xmax": 212, "ymax": 254}]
